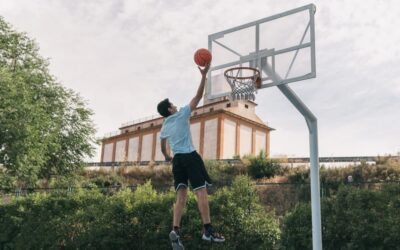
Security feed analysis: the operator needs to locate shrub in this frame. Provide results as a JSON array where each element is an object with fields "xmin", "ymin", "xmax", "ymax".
[
  {"xmin": 247, "ymin": 151, "xmax": 282, "ymax": 179},
  {"xmin": 281, "ymin": 184, "xmax": 400, "ymax": 249},
  {"xmin": 0, "ymin": 171, "xmax": 16, "ymax": 192},
  {"xmin": 178, "ymin": 175, "xmax": 280, "ymax": 249},
  {"xmin": 0, "ymin": 175, "xmax": 280, "ymax": 249},
  {"xmin": 285, "ymin": 161, "xmax": 400, "ymax": 185},
  {"xmin": 204, "ymin": 160, "xmax": 246, "ymax": 187},
  {"xmin": 280, "ymin": 202, "xmax": 313, "ymax": 249},
  {"xmin": 285, "ymin": 166, "xmax": 310, "ymax": 184},
  {"xmin": 210, "ymin": 176, "xmax": 281, "ymax": 249}
]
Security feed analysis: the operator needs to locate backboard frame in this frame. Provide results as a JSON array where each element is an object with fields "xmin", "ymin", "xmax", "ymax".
[{"xmin": 207, "ymin": 4, "xmax": 316, "ymax": 100}]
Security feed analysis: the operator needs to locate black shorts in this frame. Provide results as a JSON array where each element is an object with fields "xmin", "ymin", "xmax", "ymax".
[{"xmin": 172, "ymin": 151, "xmax": 212, "ymax": 191}]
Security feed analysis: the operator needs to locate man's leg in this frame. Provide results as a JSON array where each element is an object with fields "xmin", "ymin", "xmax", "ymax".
[
  {"xmin": 173, "ymin": 187, "xmax": 188, "ymax": 228},
  {"xmin": 194, "ymin": 187, "xmax": 225, "ymax": 243},
  {"xmin": 189, "ymin": 152, "xmax": 224, "ymax": 242},
  {"xmin": 194, "ymin": 188, "xmax": 211, "ymax": 224},
  {"xmin": 170, "ymin": 187, "xmax": 187, "ymax": 250}
]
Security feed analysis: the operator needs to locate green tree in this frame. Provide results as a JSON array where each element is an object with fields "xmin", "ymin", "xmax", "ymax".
[{"xmin": 0, "ymin": 17, "xmax": 96, "ymax": 187}]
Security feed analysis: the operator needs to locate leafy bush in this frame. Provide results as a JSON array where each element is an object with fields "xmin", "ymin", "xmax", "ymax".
[
  {"xmin": 257, "ymin": 184, "xmax": 311, "ymax": 216},
  {"xmin": 284, "ymin": 166, "xmax": 310, "ymax": 184},
  {"xmin": 280, "ymin": 202, "xmax": 312, "ymax": 249},
  {"xmin": 209, "ymin": 176, "xmax": 280, "ymax": 249},
  {"xmin": 284, "ymin": 160, "xmax": 400, "ymax": 185},
  {"xmin": 0, "ymin": 176, "xmax": 280, "ymax": 249},
  {"xmin": 0, "ymin": 171, "xmax": 16, "ymax": 192},
  {"xmin": 281, "ymin": 184, "xmax": 400, "ymax": 249},
  {"xmin": 204, "ymin": 160, "xmax": 246, "ymax": 186},
  {"xmin": 119, "ymin": 164, "xmax": 173, "ymax": 187},
  {"xmin": 81, "ymin": 170, "xmax": 124, "ymax": 189},
  {"xmin": 247, "ymin": 152, "xmax": 282, "ymax": 179}
]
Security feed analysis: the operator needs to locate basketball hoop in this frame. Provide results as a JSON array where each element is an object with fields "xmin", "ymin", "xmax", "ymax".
[{"xmin": 224, "ymin": 67, "xmax": 261, "ymax": 101}]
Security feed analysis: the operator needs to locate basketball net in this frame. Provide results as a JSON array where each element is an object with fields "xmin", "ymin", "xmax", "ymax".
[{"xmin": 224, "ymin": 67, "xmax": 261, "ymax": 101}]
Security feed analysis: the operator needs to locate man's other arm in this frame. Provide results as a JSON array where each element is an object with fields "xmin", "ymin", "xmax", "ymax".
[{"xmin": 161, "ymin": 138, "xmax": 172, "ymax": 161}]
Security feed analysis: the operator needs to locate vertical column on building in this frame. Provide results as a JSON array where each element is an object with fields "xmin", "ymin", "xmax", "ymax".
[
  {"xmin": 111, "ymin": 141, "xmax": 116, "ymax": 167},
  {"xmin": 100, "ymin": 143, "xmax": 105, "ymax": 163},
  {"xmin": 266, "ymin": 130, "xmax": 270, "ymax": 157},
  {"xmin": 217, "ymin": 116, "xmax": 224, "ymax": 159},
  {"xmin": 138, "ymin": 135, "xmax": 143, "ymax": 162},
  {"xmin": 235, "ymin": 123, "xmax": 240, "ymax": 157},
  {"xmin": 199, "ymin": 120, "xmax": 205, "ymax": 156},
  {"xmin": 151, "ymin": 131, "xmax": 157, "ymax": 161},
  {"xmin": 125, "ymin": 137, "xmax": 129, "ymax": 162},
  {"xmin": 251, "ymin": 127, "xmax": 256, "ymax": 155}
]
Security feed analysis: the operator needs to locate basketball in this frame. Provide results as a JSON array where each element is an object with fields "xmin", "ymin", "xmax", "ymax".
[{"xmin": 194, "ymin": 48, "xmax": 212, "ymax": 67}]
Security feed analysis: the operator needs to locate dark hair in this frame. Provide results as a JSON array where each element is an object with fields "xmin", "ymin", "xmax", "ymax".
[{"xmin": 157, "ymin": 98, "xmax": 171, "ymax": 117}]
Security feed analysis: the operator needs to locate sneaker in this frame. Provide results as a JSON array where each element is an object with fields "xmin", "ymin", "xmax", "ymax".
[
  {"xmin": 202, "ymin": 227, "xmax": 225, "ymax": 243},
  {"xmin": 169, "ymin": 230, "xmax": 184, "ymax": 250}
]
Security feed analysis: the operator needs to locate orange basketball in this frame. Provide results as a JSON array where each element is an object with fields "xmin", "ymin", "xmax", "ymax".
[{"xmin": 194, "ymin": 48, "xmax": 212, "ymax": 67}]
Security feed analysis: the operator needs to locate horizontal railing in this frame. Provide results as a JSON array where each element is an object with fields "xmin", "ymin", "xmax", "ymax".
[
  {"xmin": 85, "ymin": 156, "xmax": 399, "ymax": 167},
  {"xmin": 86, "ymin": 159, "xmax": 242, "ymax": 167},
  {"xmin": 1, "ymin": 180, "xmax": 399, "ymax": 197},
  {"xmin": 281, "ymin": 156, "xmax": 379, "ymax": 163},
  {"xmin": 120, "ymin": 114, "xmax": 161, "ymax": 128},
  {"xmin": 101, "ymin": 130, "xmax": 121, "ymax": 139}
]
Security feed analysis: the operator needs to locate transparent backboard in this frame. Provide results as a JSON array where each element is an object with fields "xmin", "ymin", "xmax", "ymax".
[{"xmin": 207, "ymin": 4, "xmax": 316, "ymax": 100}]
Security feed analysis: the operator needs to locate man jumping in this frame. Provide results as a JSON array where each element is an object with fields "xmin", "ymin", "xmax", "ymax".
[{"xmin": 157, "ymin": 63, "xmax": 225, "ymax": 250}]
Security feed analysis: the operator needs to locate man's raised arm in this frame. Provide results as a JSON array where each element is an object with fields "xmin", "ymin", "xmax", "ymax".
[{"xmin": 189, "ymin": 63, "xmax": 210, "ymax": 111}]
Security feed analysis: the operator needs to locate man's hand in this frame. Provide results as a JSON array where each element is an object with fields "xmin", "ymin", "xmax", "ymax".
[
  {"xmin": 165, "ymin": 155, "xmax": 172, "ymax": 162},
  {"xmin": 198, "ymin": 62, "xmax": 210, "ymax": 76}
]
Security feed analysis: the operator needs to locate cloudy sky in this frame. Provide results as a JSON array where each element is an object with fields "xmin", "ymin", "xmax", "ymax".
[{"xmin": 1, "ymin": 0, "xmax": 399, "ymax": 160}]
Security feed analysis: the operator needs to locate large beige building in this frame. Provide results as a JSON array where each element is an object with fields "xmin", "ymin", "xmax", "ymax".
[{"xmin": 100, "ymin": 99, "xmax": 273, "ymax": 163}]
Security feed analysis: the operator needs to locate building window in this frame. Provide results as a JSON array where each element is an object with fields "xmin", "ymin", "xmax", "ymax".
[
  {"xmin": 245, "ymin": 104, "xmax": 249, "ymax": 109},
  {"xmin": 226, "ymin": 103, "xmax": 231, "ymax": 108},
  {"xmin": 125, "ymin": 130, "xmax": 129, "ymax": 133},
  {"xmin": 137, "ymin": 126, "xmax": 141, "ymax": 131},
  {"xmin": 210, "ymin": 107, "xmax": 214, "ymax": 112},
  {"xmin": 150, "ymin": 123, "xmax": 154, "ymax": 127}
]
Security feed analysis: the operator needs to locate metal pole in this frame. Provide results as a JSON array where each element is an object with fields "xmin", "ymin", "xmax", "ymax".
[
  {"xmin": 262, "ymin": 66, "xmax": 322, "ymax": 250},
  {"xmin": 307, "ymin": 119, "xmax": 322, "ymax": 250}
]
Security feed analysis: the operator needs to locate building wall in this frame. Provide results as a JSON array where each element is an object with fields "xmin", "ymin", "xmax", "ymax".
[
  {"xmin": 127, "ymin": 137, "xmax": 139, "ymax": 161},
  {"xmin": 203, "ymin": 118, "xmax": 218, "ymax": 159},
  {"xmin": 115, "ymin": 140, "xmax": 126, "ymax": 162},
  {"xmin": 101, "ymin": 110, "xmax": 271, "ymax": 162},
  {"xmin": 103, "ymin": 143, "xmax": 114, "ymax": 162},
  {"xmin": 190, "ymin": 122, "xmax": 201, "ymax": 153},
  {"xmin": 255, "ymin": 130, "xmax": 267, "ymax": 155},
  {"xmin": 222, "ymin": 119, "xmax": 236, "ymax": 159},
  {"xmin": 154, "ymin": 132, "xmax": 164, "ymax": 161},
  {"xmin": 141, "ymin": 133, "xmax": 153, "ymax": 161},
  {"xmin": 239, "ymin": 124, "xmax": 252, "ymax": 157}
]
